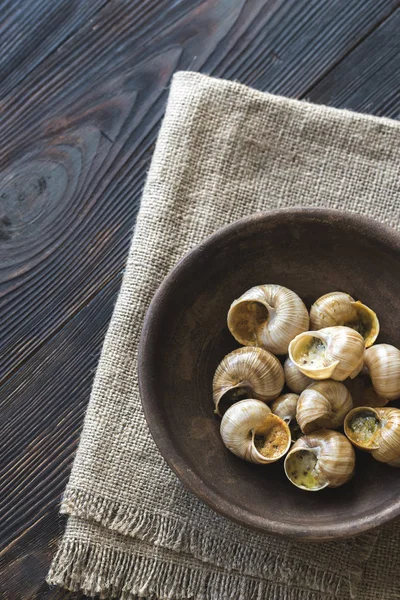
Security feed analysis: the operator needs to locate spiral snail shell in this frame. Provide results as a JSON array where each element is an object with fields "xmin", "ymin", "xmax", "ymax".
[
  {"xmin": 344, "ymin": 406, "xmax": 400, "ymax": 466},
  {"xmin": 310, "ymin": 292, "xmax": 379, "ymax": 348},
  {"xmin": 289, "ymin": 326, "xmax": 365, "ymax": 381},
  {"xmin": 364, "ymin": 344, "xmax": 400, "ymax": 401},
  {"xmin": 220, "ymin": 399, "xmax": 291, "ymax": 464},
  {"xmin": 227, "ymin": 284, "xmax": 309, "ymax": 355},
  {"xmin": 271, "ymin": 393, "xmax": 301, "ymax": 441},
  {"xmin": 296, "ymin": 380, "xmax": 353, "ymax": 434},
  {"xmin": 213, "ymin": 346, "xmax": 284, "ymax": 416},
  {"xmin": 284, "ymin": 429, "xmax": 355, "ymax": 491},
  {"xmin": 283, "ymin": 357, "xmax": 313, "ymax": 394}
]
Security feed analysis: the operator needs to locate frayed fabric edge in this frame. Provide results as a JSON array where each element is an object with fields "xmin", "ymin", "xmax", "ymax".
[
  {"xmin": 60, "ymin": 487, "xmax": 379, "ymax": 598},
  {"xmin": 47, "ymin": 537, "xmax": 333, "ymax": 600}
]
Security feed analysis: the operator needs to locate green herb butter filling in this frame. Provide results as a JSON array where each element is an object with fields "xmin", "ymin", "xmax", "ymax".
[
  {"xmin": 345, "ymin": 307, "xmax": 371, "ymax": 339},
  {"xmin": 285, "ymin": 449, "xmax": 325, "ymax": 490},
  {"xmin": 300, "ymin": 338, "xmax": 328, "ymax": 369},
  {"xmin": 349, "ymin": 410, "xmax": 380, "ymax": 447}
]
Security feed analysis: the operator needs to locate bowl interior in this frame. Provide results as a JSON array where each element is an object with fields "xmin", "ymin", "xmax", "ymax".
[{"xmin": 139, "ymin": 209, "xmax": 400, "ymax": 539}]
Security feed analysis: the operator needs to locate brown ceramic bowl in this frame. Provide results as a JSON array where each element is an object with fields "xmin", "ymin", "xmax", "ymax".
[{"xmin": 138, "ymin": 208, "xmax": 400, "ymax": 540}]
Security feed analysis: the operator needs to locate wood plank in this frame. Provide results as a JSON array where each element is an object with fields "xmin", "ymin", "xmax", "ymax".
[
  {"xmin": 1, "ymin": 507, "xmax": 88, "ymax": 599},
  {"xmin": 0, "ymin": 276, "xmax": 121, "ymax": 549},
  {"xmin": 0, "ymin": 280, "xmax": 122, "ymax": 598},
  {"xmin": 212, "ymin": 0, "xmax": 399, "ymax": 96},
  {"xmin": 0, "ymin": 0, "xmax": 109, "ymax": 98},
  {"xmin": 0, "ymin": 0, "xmax": 397, "ymax": 384},
  {"xmin": 306, "ymin": 7, "xmax": 400, "ymax": 118}
]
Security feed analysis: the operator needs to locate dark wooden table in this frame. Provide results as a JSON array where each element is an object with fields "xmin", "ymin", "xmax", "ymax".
[{"xmin": 1, "ymin": 1, "xmax": 399, "ymax": 598}]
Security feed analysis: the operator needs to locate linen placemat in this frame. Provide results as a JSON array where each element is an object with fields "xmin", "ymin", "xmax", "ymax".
[{"xmin": 48, "ymin": 71, "xmax": 400, "ymax": 600}]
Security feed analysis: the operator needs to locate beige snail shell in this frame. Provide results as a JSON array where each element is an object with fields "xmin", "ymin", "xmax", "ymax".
[
  {"xmin": 296, "ymin": 380, "xmax": 353, "ymax": 434},
  {"xmin": 364, "ymin": 344, "xmax": 400, "ymax": 401},
  {"xmin": 227, "ymin": 284, "xmax": 309, "ymax": 355},
  {"xmin": 310, "ymin": 292, "xmax": 379, "ymax": 348},
  {"xmin": 283, "ymin": 357, "xmax": 313, "ymax": 394},
  {"xmin": 213, "ymin": 346, "xmax": 284, "ymax": 416},
  {"xmin": 288, "ymin": 326, "xmax": 365, "ymax": 381},
  {"xmin": 271, "ymin": 393, "xmax": 301, "ymax": 441},
  {"xmin": 344, "ymin": 406, "xmax": 400, "ymax": 466},
  {"xmin": 220, "ymin": 399, "xmax": 291, "ymax": 464},
  {"xmin": 284, "ymin": 429, "xmax": 355, "ymax": 491}
]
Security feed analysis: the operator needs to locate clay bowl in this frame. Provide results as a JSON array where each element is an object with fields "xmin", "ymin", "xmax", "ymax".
[{"xmin": 138, "ymin": 208, "xmax": 400, "ymax": 540}]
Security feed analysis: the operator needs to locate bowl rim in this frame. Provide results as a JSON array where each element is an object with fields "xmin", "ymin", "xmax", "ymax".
[{"xmin": 138, "ymin": 207, "xmax": 400, "ymax": 540}]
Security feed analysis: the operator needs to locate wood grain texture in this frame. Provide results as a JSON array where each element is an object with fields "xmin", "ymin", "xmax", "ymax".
[
  {"xmin": 307, "ymin": 8, "xmax": 400, "ymax": 118},
  {"xmin": 1, "ymin": 507, "xmax": 87, "ymax": 599},
  {"xmin": 0, "ymin": 277, "xmax": 120, "ymax": 599},
  {"xmin": 0, "ymin": 0, "xmax": 399, "ymax": 598},
  {"xmin": 0, "ymin": 275, "xmax": 121, "ymax": 548},
  {"xmin": 0, "ymin": 0, "xmax": 109, "ymax": 98}
]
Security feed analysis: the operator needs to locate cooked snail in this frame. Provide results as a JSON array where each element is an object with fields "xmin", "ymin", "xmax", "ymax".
[
  {"xmin": 271, "ymin": 393, "xmax": 301, "ymax": 441},
  {"xmin": 214, "ymin": 284, "xmax": 400, "ymax": 489},
  {"xmin": 310, "ymin": 292, "xmax": 379, "ymax": 347},
  {"xmin": 220, "ymin": 399, "xmax": 291, "ymax": 463},
  {"xmin": 364, "ymin": 344, "xmax": 400, "ymax": 401},
  {"xmin": 213, "ymin": 346, "xmax": 284, "ymax": 416},
  {"xmin": 227, "ymin": 284, "xmax": 309, "ymax": 355},
  {"xmin": 288, "ymin": 326, "xmax": 365, "ymax": 381},
  {"xmin": 296, "ymin": 380, "xmax": 352, "ymax": 434},
  {"xmin": 283, "ymin": 357, "xmax": 313, "ymax": 394},
  {"xmin": 284, "ymin": 429, "xmax": 355, "ymax": 491},
  {"xmin": 344, "ymin": 406, "xmax": 400, "ymax": 466}
]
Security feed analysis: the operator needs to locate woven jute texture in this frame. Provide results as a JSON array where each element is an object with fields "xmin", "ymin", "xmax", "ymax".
[{"xmin": 48, "ymin": 72, "xmax": 400, "ymax": 600}]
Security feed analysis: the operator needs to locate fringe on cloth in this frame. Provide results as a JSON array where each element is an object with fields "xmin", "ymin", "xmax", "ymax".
[
  {"xmin": 47, "ymin": 536, "xmax": 343, "ymax": 600},
  {"xmin": 59, "ymin": 487, "xmax": 379, "ymax": 599}
]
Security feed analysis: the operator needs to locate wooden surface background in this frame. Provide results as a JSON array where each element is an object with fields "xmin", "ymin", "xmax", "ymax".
[{"xmin": 0, "ymin": 0, "xmax": 399, "ymax": 598}]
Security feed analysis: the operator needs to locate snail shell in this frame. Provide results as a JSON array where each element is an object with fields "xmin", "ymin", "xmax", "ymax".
[
  {"xmin": 284, "ymin": 429, "xmax": 355, "ymax": 491},
  {"xmin": 344, "ymin": 406, "xmax": 400, "ymax": 466},
  {"xmin": 271, "ymin": 393, "xmax": 301, "ymax": 442},
  {"xmin": 296, "ymin": 380, "xmax": 353, "ymax": 434},
  {"xmin": 288, "ymin": 326, "xmax": 365, "ymax": 381},
  {"xmin": 220, "ymin": 399, "xmax": 291, "ymax": 464},
  {"xmin": 213, "ymin": 346, "xmax": 284, "ymax": 416},
  {"xmin": 310, "ymin": 292, "xmax": 379, "ymax": 348},
  {"xmin": 284, "ymin": 357, "xmax": 313, "ymax": 394},
  {"xmin": 364, "ymin": 344, "xmax": 400, "ymax": 401},
  {"xmin": 227, "ymin": 284, "xmax": 309, "ymax": 355}
]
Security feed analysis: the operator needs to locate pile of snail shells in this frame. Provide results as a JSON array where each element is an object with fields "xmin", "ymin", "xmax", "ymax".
[{"xmin": 212, "ymin": 285, "xmax": 400, "ymax": 492}]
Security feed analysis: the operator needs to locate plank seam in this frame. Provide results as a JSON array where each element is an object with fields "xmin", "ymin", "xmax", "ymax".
[{"xmin": 301, "ymin": 3, "xmax": 400, "ymax": 98}]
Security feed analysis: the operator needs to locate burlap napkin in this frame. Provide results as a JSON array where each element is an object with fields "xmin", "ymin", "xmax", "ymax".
[{"xmin": 48, "ymin": 72, "xmax": 400, "ymax": 600}]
